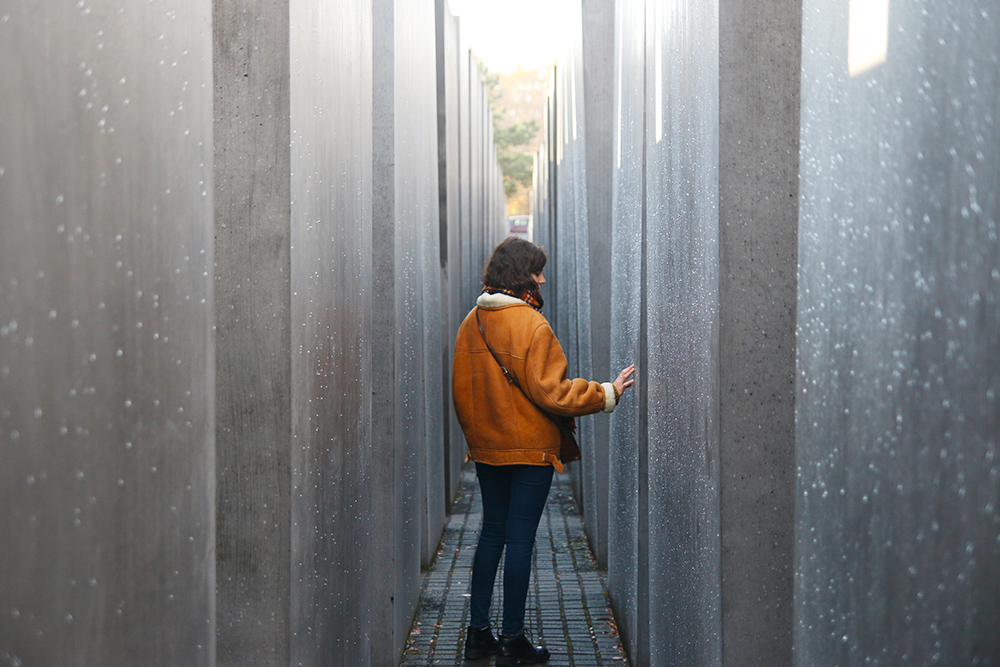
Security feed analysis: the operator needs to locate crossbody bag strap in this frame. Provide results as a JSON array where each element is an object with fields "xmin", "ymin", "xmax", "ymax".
[
  {"xmin": 475, "ymin": 307, "xmax": 575, "ymax": 434},
  {"xmin": 475, "ymin": 307, "xmax": 524, "ymax": 391}
]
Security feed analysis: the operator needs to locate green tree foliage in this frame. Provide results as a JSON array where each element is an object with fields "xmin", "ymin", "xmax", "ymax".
[{"xmin": 480, "ymin": 63, "xmax": 540, "ymax": 197}]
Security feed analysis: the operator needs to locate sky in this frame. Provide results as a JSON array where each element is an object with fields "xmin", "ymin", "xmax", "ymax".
[{"xmin": 446, "ymin": 0, "xmax": 567, "ymax": 74}]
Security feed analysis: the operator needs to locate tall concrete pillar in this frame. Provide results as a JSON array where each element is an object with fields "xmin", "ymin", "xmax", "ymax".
[
  {"xmin": 552, "ymin": 1, "xmax": 594, "ymax": 535},
  {"xmin": 602, "ymin": 0, "xmax": 799, "ymax": 664},
  {"xmin": 437, "ymin": 0, "xmax": 469, "ymax": 504},
  {"xmin": 581, "ymin": 0, "xmax": 615, "ymax": 568},
  {"xmin": 796, "ymin": 0, "xmax": 999, "ymax": 663},
  {"xmin": 718, "ymin": 1, "xmax": 800, "ymax": 665},
  {"xmin": 1, "ymin": 2, "xmax": 215, "ymax": 665},
  {"xmin": 213, "ymin": 1, "xmax": 292, "ymax": 663},
  {"xmin": 394, "ymin": 0, "xmax": 447, "ymax": 573},
  {"xmin": 371, "ymin": 0, "xmax": 446, "ymax": 660},
  {"xmin": 607, "ymin": 0, "xmax": 649, "ymax": 661},
  {"xmin": 370, "ymin": 0, "xmax": 403, "ymax": 662},
  {"xmin": 287, "ymin": 0, "xmax": 376, "ymax": 663},
  {"xmin": 215, "ymin": 0, "xmax": 378, "ymax": 663}
]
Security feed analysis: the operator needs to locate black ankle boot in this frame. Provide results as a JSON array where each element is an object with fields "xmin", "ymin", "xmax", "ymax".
[
  {"xmin": 464, "ymin": 625, "xmax": 498, "ymax": 660},
  {"xmin": 497, "ymin": 633, "xmax": 550, "ymax": 665}
]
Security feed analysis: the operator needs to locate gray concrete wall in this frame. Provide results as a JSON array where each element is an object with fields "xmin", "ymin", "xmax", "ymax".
[
  {"xmin": 581, "ymin": 0, "xmax": 616, "ymax": 569},
  {"xmin": 606, "ymin": 0, "xmax": 646, "ymax": 658},
  {"xmin": 214, "ymin": 0, "xmax": 382, "ymax": 663},
  {"xmin": 396, "ymin": 0, "xmax": 446, "ymax": 572},
  {"xmin": 0, "ymin": 2, "xmax": 216, "ymax": 665},
  {"xmin": 436, "ymin": 3, "xmax": 511, "ymax": 506},
  {"xmin": 542, "ymin": 0, "xmax": 799, "ymax": 665},
  {"xmin": 552, "ymin": 4, "xmax": 593, "ymax": 505},
  {"xmin": 437, "ymin": 0, "xmax": 465, "ymax": 515},
  {"xmin": 214, "ymin": 0, "xmax": 503, "ymax": 662},
  {"xmin": 1, "ymin": 1, "xmax": 504, "ymax": 666},
  {"xmin": 370, "ymin": 0, "xmax": 399, "ymax": 662},
  {"xmin": 458, "ymin": 41, "xmax": 474, "ymax": 311},
  {"xmin": 390, "ymin": 3, "xmax": 427, "ymax": 620},
  {"xmin": 641, "ymin": 0, "xmax": 724, "ymax": 662},
  {"xmin": 533, "ymin": 81, "xmax": 557, "ymax": 299},
  {"xmin": 538, "ymin": 0, "xmax": 617, "ymax": 573},
  {"xmin": 287, "ymin": 0, "xmax": 376, "ymax": 663},
  {"xmin": 603, "ymin": 1, "xmax": 726, "ymax": 664},
  {"xmin": 542, "ymin": 1, "xmax": 997, "ymax": 666},
  {"xmin": 454, "ymin": 42, "xmax": 508, "ymax": 305},
  {"xmin": 549, "ymin": 1, "xmax": 623, "ymax": 576},
  {"xmin": 718, "ymin": 0, "xmax": 800, "ymax": 665},
  {"xmin": 213, "ymin": 1, "xmax": 292, "ymax": 663},
  {"xmin": 795, "ymin": 0, "xmax": 1000, "ymax": 664}
]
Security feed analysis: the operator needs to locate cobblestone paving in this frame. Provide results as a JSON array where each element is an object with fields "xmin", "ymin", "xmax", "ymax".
[{"xmin": 400, "ymin": 467, "xmax": 629, "ymax": 666}]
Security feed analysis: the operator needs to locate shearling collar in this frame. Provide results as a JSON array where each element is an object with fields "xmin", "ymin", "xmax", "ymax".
[{"xmin": 476, "ymin": 291, "xmax": 526, "ymax": 308}]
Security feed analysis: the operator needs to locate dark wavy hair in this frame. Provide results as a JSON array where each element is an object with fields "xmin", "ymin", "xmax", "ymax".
[{"xmin": 482, "ymin": 237, "xmax": 548, "ymax": 293}]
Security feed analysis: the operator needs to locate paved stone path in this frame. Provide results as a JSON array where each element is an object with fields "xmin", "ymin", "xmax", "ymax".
[{"xmin": 400, "ymin": 467, "xmax": 629, "ymax": 666}]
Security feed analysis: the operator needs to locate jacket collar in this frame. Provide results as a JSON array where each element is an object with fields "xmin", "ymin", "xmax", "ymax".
[{"xmin": 476, "ymin": 291, "xmax": 525, "ymax": 308}]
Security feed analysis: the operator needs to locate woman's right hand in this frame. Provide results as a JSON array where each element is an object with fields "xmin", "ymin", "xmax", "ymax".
[{"xmin": 613, "ymin": 365, "xmax": 636, "ymax": 399}]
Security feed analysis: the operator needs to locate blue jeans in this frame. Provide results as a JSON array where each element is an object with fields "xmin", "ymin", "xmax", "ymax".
[{"xmin": 469, "ymin": 462, "xmax": 554, "ymax": 637}]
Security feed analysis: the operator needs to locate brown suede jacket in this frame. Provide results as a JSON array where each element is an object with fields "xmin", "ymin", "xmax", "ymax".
[{"xmin": 452, "ymin": 291, "xmax": 617, "ymax": 473}]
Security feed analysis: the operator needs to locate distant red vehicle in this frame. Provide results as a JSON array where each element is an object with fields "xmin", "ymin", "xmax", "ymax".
[{"xmin": 507, "ymin": 215, "xmax": 532, "ymax": 241}]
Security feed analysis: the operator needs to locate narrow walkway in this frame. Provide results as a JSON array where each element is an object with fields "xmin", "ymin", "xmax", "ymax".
[{"xmin": 401, "ymin": 467, "xmax": 629, "ymax": 666}]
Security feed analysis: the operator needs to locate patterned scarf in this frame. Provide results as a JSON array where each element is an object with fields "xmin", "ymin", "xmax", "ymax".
[{"xmin": 482, "ymin": 285, "xmax": 544, "ymax": 312}]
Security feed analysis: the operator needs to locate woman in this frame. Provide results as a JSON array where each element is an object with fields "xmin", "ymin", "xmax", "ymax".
[{"xmin": 452, "ymin": 237, "xmax": 635, "ymax": 665}]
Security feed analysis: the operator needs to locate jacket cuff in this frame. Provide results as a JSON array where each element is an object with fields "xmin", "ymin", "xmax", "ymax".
[{"xmin": 601, "ymin": 382, "xmax": 617, "ymax": 413}]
